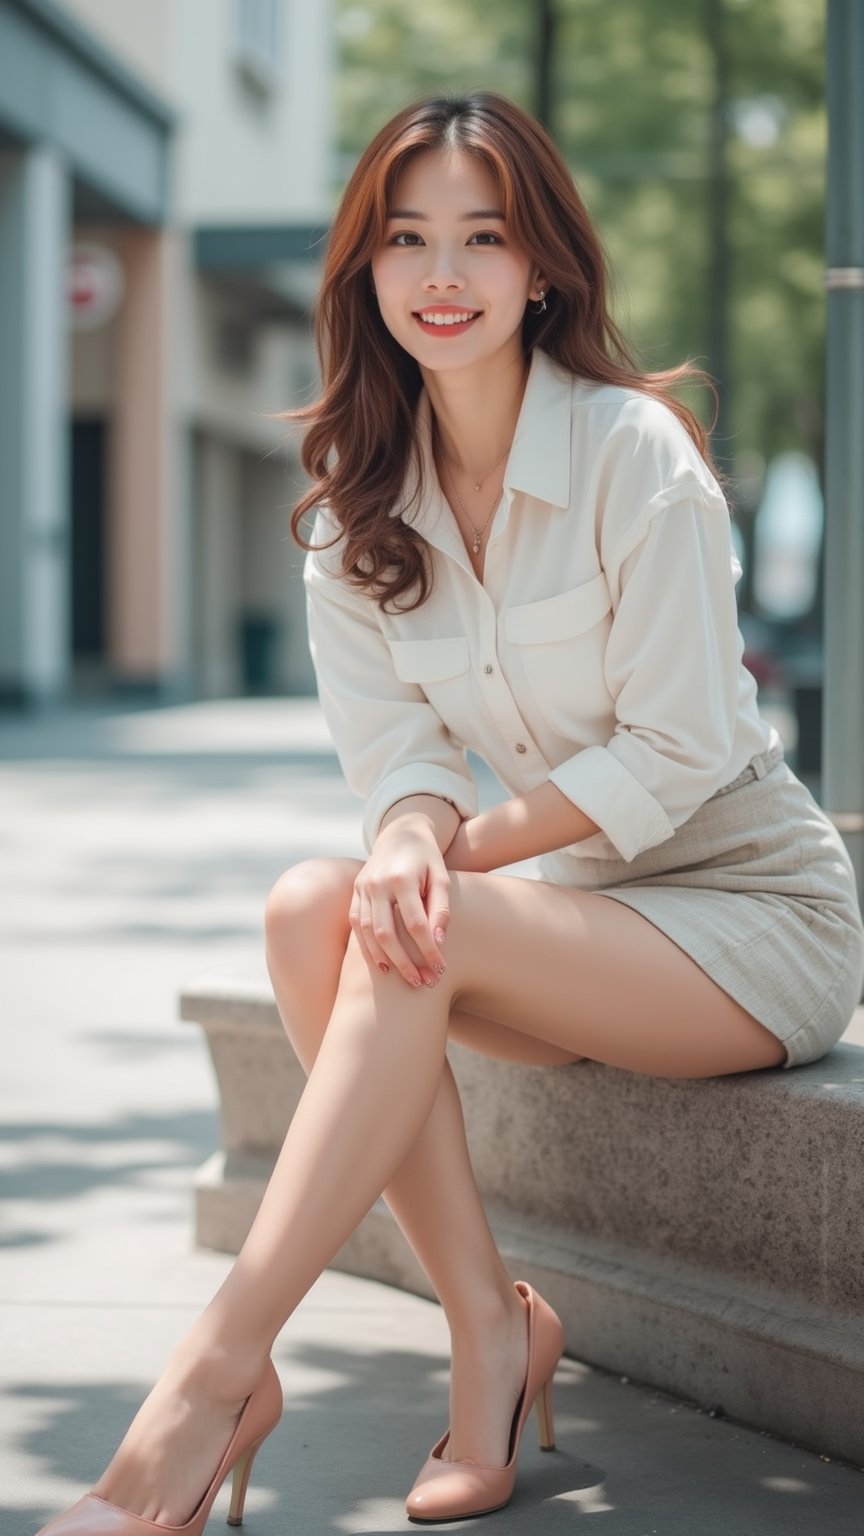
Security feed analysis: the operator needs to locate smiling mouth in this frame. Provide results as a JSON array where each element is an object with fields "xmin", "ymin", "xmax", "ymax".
[{"xmin": 412, "ymin": 311, "xmax": 482, "ymax": 333}]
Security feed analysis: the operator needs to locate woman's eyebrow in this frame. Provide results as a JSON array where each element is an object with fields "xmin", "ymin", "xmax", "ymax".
[{"xmin": 386, "ymin": 208, "xmax": 505, "ymax": 221}]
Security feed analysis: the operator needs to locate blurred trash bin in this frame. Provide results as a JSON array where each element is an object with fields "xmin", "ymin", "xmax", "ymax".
[
  {"xmin": 793, "ymin": 683, "xmax": 822, "ymax": 775},
  {"xmin": 239, "ymin": 611, "xmax": 280, "ymax": 694}
]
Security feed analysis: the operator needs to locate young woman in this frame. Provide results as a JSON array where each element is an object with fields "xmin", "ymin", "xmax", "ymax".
[{"xmin": 37, "ymin": 91, "xmax": 864, "ymax": 1534}]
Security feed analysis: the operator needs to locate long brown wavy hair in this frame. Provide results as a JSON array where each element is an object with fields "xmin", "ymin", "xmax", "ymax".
[{"xmin": 281, "ymin": 90, "xmax": 721, "ymax": 615}]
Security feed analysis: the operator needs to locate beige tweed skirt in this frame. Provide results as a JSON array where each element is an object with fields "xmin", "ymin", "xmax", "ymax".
[{"xmin": 542, "ymin": 741, "xmax": 864, "ymax": 1069}]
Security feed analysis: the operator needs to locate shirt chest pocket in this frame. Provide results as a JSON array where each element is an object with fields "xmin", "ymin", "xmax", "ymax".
[
  {"xmin": 388, "ymin": 636, "xmax": 470, "ymax": 686},
  {"xmin": 502, "ymin": 571, "xmax": 614, "ymax": 737},
  {"xmin": 386, "ymin": 636, "xmax": 474, "ymax": 736}
]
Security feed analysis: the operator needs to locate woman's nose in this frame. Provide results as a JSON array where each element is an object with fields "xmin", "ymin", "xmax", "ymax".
[{"xmin": 421, "ymin": 254, "xmax": 466, "ymax": 291}]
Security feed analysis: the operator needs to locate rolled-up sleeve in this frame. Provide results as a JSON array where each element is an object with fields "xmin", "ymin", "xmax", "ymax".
[
  {"xmin": 304, "ymin": 538, "xmax": 478, "ymax": 852},
  {"xmin": 547, "ymin": 485, "xmax": 743, "ymax": 862}
]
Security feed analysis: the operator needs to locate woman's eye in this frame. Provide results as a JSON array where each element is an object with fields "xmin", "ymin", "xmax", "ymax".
[{"xmin": 388, "ymin": 231, "xmax": 502, "ymax": 247}]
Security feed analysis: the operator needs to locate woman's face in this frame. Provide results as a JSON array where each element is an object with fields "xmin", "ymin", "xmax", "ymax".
[{"xmin": 370, "ymin": 147, "xmax": 543, "ymax": 374}]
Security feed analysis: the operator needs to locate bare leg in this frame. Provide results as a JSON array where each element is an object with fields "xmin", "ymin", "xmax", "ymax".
[
  {"xmin": 90, "ymin": 874, "xmax": 473, "ymax": 1523},
  {"xmin": 262, "ymin": 858, "xmax": 580, "ymax": 1471},
  {"xmin": 89, "ymin": 858, "xmax": 784, "ymax": 1524},
  {"xmin": 434, "ymin": 871, "xmax": 788, "ymax": 1077}
]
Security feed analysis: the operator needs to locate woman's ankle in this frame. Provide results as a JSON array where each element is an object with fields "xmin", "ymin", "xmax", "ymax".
[
  {"xmin": 167, "ymin": 1330, "xmax": 271, "ymax": 1405},
  {"xmin": 446, "ymin": 1277, "xmax": 525, "ymax": 1346}
]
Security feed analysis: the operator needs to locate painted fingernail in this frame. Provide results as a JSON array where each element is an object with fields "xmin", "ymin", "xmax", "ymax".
[
  {"xmin": 409, "ymin": 977, "xmax": 422, "ymax": 989},
  {"xmin": 434, "ymin": 962, "xmax": 446, "ymax": 976},
  {"xmin": 435, "ymin": 928, "xmax": 446, "ymax": 946},
  {"xmin": 424, "ymin": 976, "xmax": 436, "ymax": 988}
]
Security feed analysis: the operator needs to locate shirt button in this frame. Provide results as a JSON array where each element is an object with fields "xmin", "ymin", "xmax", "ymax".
[
  {"xmin": 515, "ymin": 742, "xmax": 527, "ymax": 754},
  {"xmin": 483, "ymin": 664, "xmax": 494, "ymax": 675}
]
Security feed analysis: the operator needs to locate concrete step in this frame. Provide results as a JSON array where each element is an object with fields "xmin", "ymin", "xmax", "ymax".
[{"xmin": 179, "ymin": 972, "xmax": 864, "ymax": 1467}]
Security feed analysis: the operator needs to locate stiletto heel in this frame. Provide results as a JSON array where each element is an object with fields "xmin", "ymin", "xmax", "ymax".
[
  {"xmin": 227, "ymin": 1432, "xmax": 269, "ymax": 1526},
  {"xmin": 35, "ymin": 1358, "xmax": 283, "ymax": 1536},
  {"xmin": 534, "ymin": 1372, "xmax": 556, "ymax": 1450},
  {"xmin": 405, "ymin": 1280, "xmax": 565, "ymax": 1523}
]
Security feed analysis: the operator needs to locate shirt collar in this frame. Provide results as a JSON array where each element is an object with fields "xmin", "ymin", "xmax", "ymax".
[
  {"xmin": 394, "ymin": 345, "xmax": 573, "ymax": 527},
  {"xmin": 500, "ymin": 345, "xmax": 573, "ymax": 508}
]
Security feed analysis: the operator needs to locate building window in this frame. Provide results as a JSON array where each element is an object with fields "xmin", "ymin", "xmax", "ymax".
[{"xmin": 234, "ymin": 0, "xmax": 282, "ymax": 93}]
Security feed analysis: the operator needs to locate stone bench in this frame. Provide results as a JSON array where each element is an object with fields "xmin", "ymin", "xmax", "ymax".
[{"xmin": 179, "ymin": 972, "xmax": 864, "ymax": 1468}]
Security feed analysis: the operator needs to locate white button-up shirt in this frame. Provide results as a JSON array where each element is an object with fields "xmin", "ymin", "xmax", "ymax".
[{"xmin": 303, "ymin": 344, "xmax": 777, "ymax": 876}]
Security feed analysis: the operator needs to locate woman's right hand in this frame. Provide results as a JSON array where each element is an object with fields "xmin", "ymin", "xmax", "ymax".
[{"xmin": 349, "ymin": 817, "xmax": 450, "ymax": 988}]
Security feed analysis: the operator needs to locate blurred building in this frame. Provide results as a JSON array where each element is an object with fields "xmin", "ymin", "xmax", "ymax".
[{"xmin": 0, "ymin": 0, "xmax": 332, "ymax": 708}]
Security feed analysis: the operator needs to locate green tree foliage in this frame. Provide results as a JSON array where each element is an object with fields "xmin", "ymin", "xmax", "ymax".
[{"xmin": 333, "ymin": 0, "xmax": 825, "ymax": 472}]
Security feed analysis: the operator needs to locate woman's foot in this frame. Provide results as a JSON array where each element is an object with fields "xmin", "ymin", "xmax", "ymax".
[
  {"xmin": 89, "ymin": 1345, "xmax": 269, "ymax": 1527},
  {"xmin": 405, "ymin": 1283, "xmax": 563, "ymax": 1525},
  {"xmin": 440, "ymin": 1286, "xmax": 530, "ymax": 1467}
]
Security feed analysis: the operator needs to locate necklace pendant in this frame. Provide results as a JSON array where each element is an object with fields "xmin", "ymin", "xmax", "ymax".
[{"xmin": 472, "ymin": 531, "xmax": 481, "ymax": 554}]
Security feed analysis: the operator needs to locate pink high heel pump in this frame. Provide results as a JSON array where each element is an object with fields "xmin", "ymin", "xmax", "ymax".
[
  {"xmin": 405, "ymin": 1280, "xmax": 564, "ymax": 1523},
  {"xmin": 34, "ymin": 1358, "xmax": 283, "ymax": 1536}
]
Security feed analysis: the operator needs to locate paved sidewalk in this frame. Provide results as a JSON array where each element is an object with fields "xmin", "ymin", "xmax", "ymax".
[{"xmin": 1, "ymin": 698, "xmax": 862, "ymax": 1535}]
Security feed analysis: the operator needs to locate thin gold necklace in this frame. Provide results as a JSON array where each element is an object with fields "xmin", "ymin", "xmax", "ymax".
[
  {"xmin": 434, "ymin": 423, "xmax": 512, "ymax": 554},
  {"xmin": 440, "ymin": 438, "xmax": 511, "ymax": 493},
  {"xmin": 442, "ymin": 459, "xmax": 502, "ymax": 554}
]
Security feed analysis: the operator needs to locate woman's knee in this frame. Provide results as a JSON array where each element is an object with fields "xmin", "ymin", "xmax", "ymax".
[{"xmin": 264, "ymin": 856, "xmax": 362, "ymax": 959}]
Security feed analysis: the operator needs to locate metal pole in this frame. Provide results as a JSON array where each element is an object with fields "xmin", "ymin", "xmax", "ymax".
[
  {"xmin": 823, "ymin": 0, "xmax": 864, "ymax": 913},
  {"xmin": 704, "ymin": 0, "xmax": 733, "ymax": 479},
  {"xmin": 535, "ymin": 0, "xmax": 555, "ymax": 132}
]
